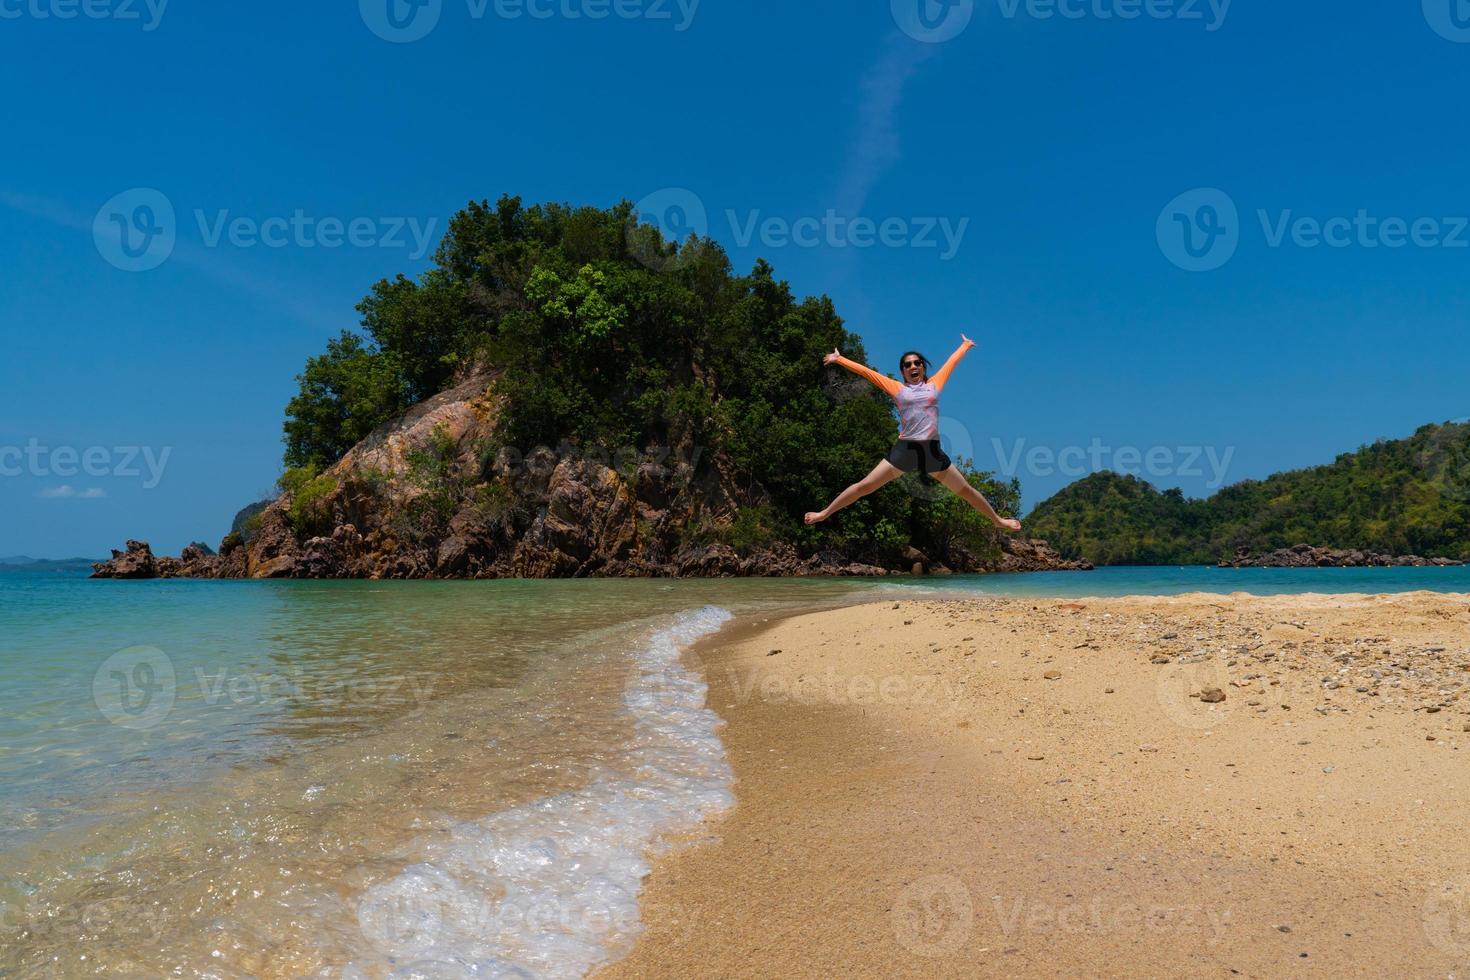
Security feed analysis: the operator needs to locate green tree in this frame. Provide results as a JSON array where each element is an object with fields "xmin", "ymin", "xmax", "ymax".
[{"xmin": 283, "ymin": 331, "xmax": 409, "ymax": 470}]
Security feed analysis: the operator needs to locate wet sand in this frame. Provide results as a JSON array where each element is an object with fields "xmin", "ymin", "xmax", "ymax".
[{"xmin": 598, "ymin": 591, "xmax": 1470, "ymax": 978}]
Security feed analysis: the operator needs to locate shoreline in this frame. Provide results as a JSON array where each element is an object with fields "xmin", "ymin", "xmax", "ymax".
[{"xmin": 599, "ymin": 590, "xmax": 1470, "ymax": 977}]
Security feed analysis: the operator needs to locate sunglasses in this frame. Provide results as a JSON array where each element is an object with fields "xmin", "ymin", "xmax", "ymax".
[{"xmin": 902, "ymin": 360, "xmax": 924, "ymax": 369}]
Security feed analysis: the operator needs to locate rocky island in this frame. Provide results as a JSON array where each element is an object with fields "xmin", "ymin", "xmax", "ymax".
[{"xmin": 94, "ymin": 197, "xmax": 1088, "ymax": 581}]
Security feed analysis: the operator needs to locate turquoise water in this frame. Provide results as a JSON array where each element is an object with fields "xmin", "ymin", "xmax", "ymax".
[
  {"xmin": 0, "ymin": 572, "xmax": 888, "ymax": 847},
  {"xmin": 1, "ymin": 563, "xmax": 1466, "ymax": 975},
  {"xmin": 0, "ymin": 571, "xmax": 889, "ymax": 976},
  {"xmin": 2, "ymin": 564, "xmax": 1464, "ymax": 842}
]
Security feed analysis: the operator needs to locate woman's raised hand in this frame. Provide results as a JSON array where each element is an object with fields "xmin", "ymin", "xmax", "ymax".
[
  {"xmin": 823, "ymin": 349, "xmax": 842, "ymax": 365},
  {"xmin": 960, "ymin": 333, "xmax": 976, "ymax": 349}
]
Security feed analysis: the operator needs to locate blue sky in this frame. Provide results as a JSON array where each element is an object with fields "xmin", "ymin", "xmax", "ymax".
[{"xmin": 2, "ymin": 0, "xmax": 1468, "ymax": 557}]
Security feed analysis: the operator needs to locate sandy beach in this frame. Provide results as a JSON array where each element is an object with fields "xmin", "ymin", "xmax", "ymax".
[{"xmin": 599, "ymin": 591, "xmax": 1470, "ymax": 978}]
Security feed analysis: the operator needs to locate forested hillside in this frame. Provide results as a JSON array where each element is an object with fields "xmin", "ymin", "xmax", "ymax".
[{"xmin": 1026, "ymin": 422, "xmax": 1470, "ymax": 565}]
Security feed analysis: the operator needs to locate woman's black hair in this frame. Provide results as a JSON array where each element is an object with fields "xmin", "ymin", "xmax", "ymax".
[{"xmin": 898, "ymin": 351, "xmax": 930, "ymax": 382}]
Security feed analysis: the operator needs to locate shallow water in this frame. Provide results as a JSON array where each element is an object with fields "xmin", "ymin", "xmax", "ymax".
[
  {"xmin": 1, "ymin": 564, "xmax": 1466, "ymax": 976},
  {"xmin": 0, "ymin": 575, "xmax": 883, "ymax": 977}
]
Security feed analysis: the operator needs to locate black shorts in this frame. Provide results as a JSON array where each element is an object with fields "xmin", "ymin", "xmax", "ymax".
[{"xmin": 886, "ymin": 439, "xmax": 952, "ymax": 475}]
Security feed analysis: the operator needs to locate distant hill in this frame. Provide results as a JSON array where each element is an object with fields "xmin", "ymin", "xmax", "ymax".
[
  {"xmin": 0, "ymin": 557, "xmax": 103, "ymax": 572},
  {"xmin": 1026, "ymin": 421, "xmax": 1470, "ymax": 565},
  {"xmin": 231, "ymin": 500, "xmax": 272, "ymax": 537}
]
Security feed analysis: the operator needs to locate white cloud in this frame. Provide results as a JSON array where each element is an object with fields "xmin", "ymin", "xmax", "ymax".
[
  {"xmin": 37, "ymin": 485, "xmax": 106, "ymax": 499},
  {"xmin": 833, "ymin": 36, "xmax": 939, "ymax": 218}
]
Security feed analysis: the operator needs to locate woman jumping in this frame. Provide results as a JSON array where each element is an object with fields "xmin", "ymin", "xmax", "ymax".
[{"xmin": 805, "ymin": 335, "xmax": 1023, "ymax": 532}]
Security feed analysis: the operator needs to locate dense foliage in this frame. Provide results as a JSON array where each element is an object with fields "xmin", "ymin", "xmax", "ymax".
[
  {"xmin": 280, "ymin": 196, "xmax": 1021, "ymax": 564},
  {"xmin": 1026, "ymin": 422, "xmax": 1470, "ymax": 564}
]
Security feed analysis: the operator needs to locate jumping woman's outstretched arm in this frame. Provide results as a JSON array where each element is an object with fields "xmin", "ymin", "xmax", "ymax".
[
  {"xmin": 929, "ymin": 334, "xmax": 977, "ymax": 392},
  {"xmin": 825, "ymin": 349, "xmax": 902, "ymax": 398}
]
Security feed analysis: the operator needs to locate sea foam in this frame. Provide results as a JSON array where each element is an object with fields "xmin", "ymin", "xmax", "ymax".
[{"xmin": 345, "ymin": 605, "xmax": 734, "ymax": 979}]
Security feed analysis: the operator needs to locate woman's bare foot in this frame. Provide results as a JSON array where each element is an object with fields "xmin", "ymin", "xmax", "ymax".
[
  {"xmin": 996, "ymin": 518, "xmax": 1022, "ymax": 532},
  {"xmin": 805, "ymin": 511, "xmax": 829, "ymax": 525}
]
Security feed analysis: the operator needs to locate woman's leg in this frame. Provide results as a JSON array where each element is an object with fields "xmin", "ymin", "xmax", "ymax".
[
  {"xmin": 933, "ymin": 466, "xmax": 1023, "ymax": 531},
  {"xmin": 805, "ymin": 460, "xmax": 905, "ymax": 524}
]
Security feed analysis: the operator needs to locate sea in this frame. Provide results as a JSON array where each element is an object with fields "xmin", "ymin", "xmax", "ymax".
[{"xmin": 2, "ymin": 563, "xmax": 1468, "ymax": 977}]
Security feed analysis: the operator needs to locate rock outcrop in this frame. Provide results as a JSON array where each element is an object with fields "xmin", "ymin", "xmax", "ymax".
[
  {"xmin": 1218, "ymin": 544, "xmax": 1464, "ymax": 568},
  {"xmin": 93, "ymin": 370, "xmax": 1090, "ymax": 581},
  {"xmin": 994, "ymin": 536, "xmax": 1096, "ymax": 573}
]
